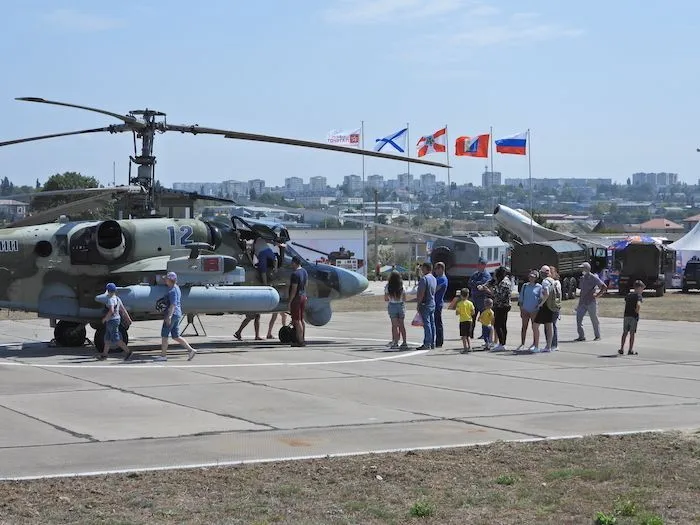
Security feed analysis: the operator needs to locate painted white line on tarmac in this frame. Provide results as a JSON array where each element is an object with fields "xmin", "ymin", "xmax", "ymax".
[
  {"xmin": 0, "ymin": 337, "xmax": 429, "ymax": 369},
  {"xmin": 0, "ymin": 428, "xmax": 672, "ymax": 482}
]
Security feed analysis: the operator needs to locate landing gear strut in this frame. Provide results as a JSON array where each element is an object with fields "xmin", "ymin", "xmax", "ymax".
[{"xmin": 53, "ymin": 321, "xmax": 87, "ymax": 348}]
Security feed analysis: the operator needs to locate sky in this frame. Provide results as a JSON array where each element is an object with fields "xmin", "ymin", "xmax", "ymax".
[{"xmin": 1, "ymin": 0, "xmax": 699, "ymax": 191}]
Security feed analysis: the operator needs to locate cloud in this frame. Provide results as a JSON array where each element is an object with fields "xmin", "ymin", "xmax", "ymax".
[
  {"xmin": 323, "ymin": 0, "xmax": 493, "ymax": 24},
  {"xmin": 42, "ymin": 8, "xmax": 123, "ymax": 32},
  {"xmin": 450, "ymin": 13, "xmax": 584, "ymax": 47}
]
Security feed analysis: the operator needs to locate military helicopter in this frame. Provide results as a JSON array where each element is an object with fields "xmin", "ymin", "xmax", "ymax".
[{"xmin": 0, "ymin": 97, "xmax": 450, "ymax": 352}]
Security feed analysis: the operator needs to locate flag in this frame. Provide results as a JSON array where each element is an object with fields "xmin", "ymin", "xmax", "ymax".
[
  {"xmin": 455, "ymin": 134, "xmax": 489, "ymax": 157},
  {"xmin": 495, "ymin": 131, "xmax": 527, "ymax": 155},
  {"xmin": 327, "ymin": 128, "xmax": 361, "ymax": 148},
  {"xmin": 416, "ymin": 127, "xmax": 447, "ymax": 157},
  {"xmin": 373, "ymin": 127, "xmax": 408, "ymax": 153}
]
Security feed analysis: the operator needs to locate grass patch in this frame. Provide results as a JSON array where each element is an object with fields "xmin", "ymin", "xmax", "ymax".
[
  {"xmin": 495, "ymin": 474, "xmax": 517, "ymax": 485},
  {"xmin": 409, "ymin": 499, "xmax": 435, "ymax": 518},
  {"xmin": 1, "ymin": 432, "xmax": 698, "ymax": 524}
]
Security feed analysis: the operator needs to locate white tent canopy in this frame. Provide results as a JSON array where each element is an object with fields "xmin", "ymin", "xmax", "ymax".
[{"xmin": 668, "ymin": 221, "xmax": 700, "ymax": 270}]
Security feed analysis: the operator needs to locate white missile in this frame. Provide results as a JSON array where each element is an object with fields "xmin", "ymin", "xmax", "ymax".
[
  {"xmin": 493, "ymin": 204, "xmax": 580, "ymax": 243},
  {"xmin": 95, "ymin": 285, "xmax": 280, "ymax": 314}
]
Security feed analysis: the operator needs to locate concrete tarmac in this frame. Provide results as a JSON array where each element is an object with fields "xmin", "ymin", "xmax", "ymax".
[{"xmin": 0, "ymin": 309, "xmax": 699, "ymax": 480}]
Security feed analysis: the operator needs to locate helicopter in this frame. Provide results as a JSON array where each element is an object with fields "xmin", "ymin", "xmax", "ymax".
[{"xmin": 0, "ymin": 97, "xmax": 450, "ymax": 352}]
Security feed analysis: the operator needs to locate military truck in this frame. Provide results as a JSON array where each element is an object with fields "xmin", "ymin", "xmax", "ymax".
[
  {"xmin": 430, "ymin": 234, "xmax": 509, "ymax": 299},
  {"xmin": 682, "ymin": 256, "xmax": 700, "ymax": 292},
  {"xmin": 614, "ymin": 242, "xmax": 675, "ymax": 296},
  {"xmin": 510, "ymin": 240, "xmax": 608, "ymax": 300}
]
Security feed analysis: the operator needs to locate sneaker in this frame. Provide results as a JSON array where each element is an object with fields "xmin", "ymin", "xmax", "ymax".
[
  {"xmin": 390, "ymin": 342, "xmax": 399, "ymax": 349},
  {"xmin": 574, "ymin": 337, "xmax": 586, "ymax": 342},
  {"xmin": 627, "ymin": 350, "xmax": 638, "ymax": 356},
  {"xmin": 618, "ymin": 348, "xmax": 624, "ymax": 355},
  {"xmin": 416, "ymin": 345, "xmax": 430, "ymax": 350},
  {"xmin": 551, "ymin": 346, "xmax": 559, "ymax": 352},
  {"xmin": 399, "ymin": 342, "xmax": 409, "ymax": 351},
  {"xmin": 123, "ymin": 350, "xmax": 133, "ymax": 361},
  {"xmin": 515, "ymin": 344, "xmax": 524, "ymax": 351},
  {"xmin": 594, "ymin": 337, "xmax": 601, "ymax": 341},
  {"xmin": 542, "ymin": 347, "xmax": 552, "ymax": 353},
  {"xmin": 153, "ymin": 356, "xmax": 167, "ymax": 362},
  {"xmin": 187, "ymin": 348, "xmax": 197, "ymax": 361}
]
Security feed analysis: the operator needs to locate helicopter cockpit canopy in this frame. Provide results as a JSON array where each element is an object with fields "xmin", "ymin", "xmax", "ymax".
[{"xmin": 231, "ymin": 215, "xmax": 290, "ymax": 245}]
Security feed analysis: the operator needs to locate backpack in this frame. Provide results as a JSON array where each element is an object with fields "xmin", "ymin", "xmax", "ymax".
[{"xmin": 545, "ymin": 277, "xmax": 562, "ymax": 311}]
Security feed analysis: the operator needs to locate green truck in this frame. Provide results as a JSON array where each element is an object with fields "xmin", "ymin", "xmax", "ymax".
[
  {"xmin": 614, "ymin": 243, "xmax": 676, "ymax": 297},
  {"xmin": 510, "ymin": 240, "xmax": 608, "ymax": 300}
]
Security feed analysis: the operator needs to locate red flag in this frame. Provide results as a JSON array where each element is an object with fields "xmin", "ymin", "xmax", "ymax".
[
  {"xmin": 416, "ymin": 127, "xmax": 447, "ymax": 157},
  {"xmin": 455, "ymin": 134, "xmax": 489, "ymax": 158}
]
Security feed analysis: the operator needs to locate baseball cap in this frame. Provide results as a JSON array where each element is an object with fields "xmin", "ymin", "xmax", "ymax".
[
  {"xmin": 106, "ymin": 282, "xmax": 117, "ymax": 292},
  {"xmin": 165, "ymin": 271, "xmax": 178, "ymax": 281},
  {"xmin": 579, "ymin": 262, "xmax": 591, "ymax": 270},
  {"xmin": 478, "ymin": 257, "xmax": 487, "ymax": 265}
]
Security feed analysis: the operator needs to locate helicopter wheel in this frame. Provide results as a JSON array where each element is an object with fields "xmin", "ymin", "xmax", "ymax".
[
  {"xmin": 54, "ymin": 321, "xmax": 87, "ymax": 348},
  {"xmin": 93, "ymin": 326, "xmax": 106, "ymax": 354},
  {"xmin": 93, "ymin": 324, "xmax": 130, "ymax": 354}
]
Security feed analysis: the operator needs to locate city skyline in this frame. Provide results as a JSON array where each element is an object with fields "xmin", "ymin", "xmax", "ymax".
[{"xmin": 1, "ymin": 1, "xmax": 698, "ymax": 190}]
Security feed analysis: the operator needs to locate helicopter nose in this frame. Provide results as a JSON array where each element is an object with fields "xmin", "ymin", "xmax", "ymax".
[{"xmin": 336, "ymin": 267, "xmax": 369, "ymax": 298}]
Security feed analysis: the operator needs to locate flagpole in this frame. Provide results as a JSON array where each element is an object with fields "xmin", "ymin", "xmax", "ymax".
[
  {"xmin": 490, "ymin": 125, "xmax": 495, "ymax": 231},
  {"xmin": 361, "ymin": 120, "xmax": 368, "ymax": 276},
  {"xmin": 445, "ymin": 124, "xmax": 451, "ymax": 218},
  {"xmin": 528, "ymin": 128, "xmax": 533, "ymax": 242},
  {"xmin": 406, "ymin": 122, "xmax": 412, "ymax": 266}
]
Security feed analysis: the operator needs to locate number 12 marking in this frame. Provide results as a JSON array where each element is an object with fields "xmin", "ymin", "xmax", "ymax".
[{"xmin": 167, "ymin": 225, "xmax": 194, "ymax": 246}]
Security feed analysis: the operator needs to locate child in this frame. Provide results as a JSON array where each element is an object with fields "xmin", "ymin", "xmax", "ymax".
[
  {"xmin": 477, "ymin": 297, "xmax": 495, "ymax": 350},
  {"xmin": 619, "ymin": 279, "xmax": 644, "ymax": 356},
  {"xmin": 384, "ymin": 270, "xmax": 408, "ymax": 350},
  {"xmin": 450, "ymin": 288, "xmax": 475, "ymax": 353}
]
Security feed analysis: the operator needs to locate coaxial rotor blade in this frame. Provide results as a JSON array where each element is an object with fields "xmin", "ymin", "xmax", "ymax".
[
  {"xmin": 7, "ymin": 186, "xmax": 144, "ymax": 200},
  {"xmin": 0, "ymin": 125, "xmax": 128, "ymax": 148},
  {"xmin": 16, "ymin": 97, "xmax": 139, "ymax": 125},
  {"xmin": 7, "ymin": 193, "xmax": 120, "ymax": 228},
  {"xmin": 165, "ymin": 124, "xmax": 451, "ymax": 168}
]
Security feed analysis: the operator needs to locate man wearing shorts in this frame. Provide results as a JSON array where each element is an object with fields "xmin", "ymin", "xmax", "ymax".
[
  {"xmin": 157, "ymin": 272, "xmax": 196, "ymax": 362},
  {"xmin": 288, "ymin": 256, "xmax": 308, "ymax": 347},
  {"xmin": 619, "ymin": 280, "xmax": 644, "ymax": 356}
]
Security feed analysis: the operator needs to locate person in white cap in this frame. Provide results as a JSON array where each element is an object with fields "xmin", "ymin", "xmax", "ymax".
[
  {"xmin": 156, "ymin": 272, "xmax": 196, "ymax": 361},
  {"xmin": 575, "ymin": 262, "xmax": 607, "ymax": 341}
]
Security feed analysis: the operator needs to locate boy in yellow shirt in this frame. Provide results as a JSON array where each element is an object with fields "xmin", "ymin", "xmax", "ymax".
[
  {"xmin": 477, "ymin": 297, "xmax": 495, "ymax": 350},
  {"xmin": 450, "ymin": 288, "xmax": 475, "ymax": 353}
]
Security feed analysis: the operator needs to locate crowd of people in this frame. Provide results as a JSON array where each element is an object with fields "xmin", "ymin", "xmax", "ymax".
[{"xmin": 383, "ymin": 258, "xmax": 641, "ymax": 354}]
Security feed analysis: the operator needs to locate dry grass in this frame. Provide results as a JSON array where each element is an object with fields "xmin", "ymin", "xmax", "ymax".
[
  {"xmin": 336, "ymin": 289, "xmax": 700, "ymax": 321},
  {"xmin": 558, "ymin": 289, "xmax": 700, "ymax": 322},
  {"xmin": 1, "ymin": 431, "xmax": 698, "ymax": 524}
]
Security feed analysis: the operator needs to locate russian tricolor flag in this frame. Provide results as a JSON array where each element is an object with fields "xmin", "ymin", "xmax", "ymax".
[{"xmin": 495, "ymin": 132, "xmax": 527, "ymax": 155}]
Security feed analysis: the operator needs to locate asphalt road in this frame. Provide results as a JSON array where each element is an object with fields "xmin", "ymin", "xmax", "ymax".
[{"xmin": 0, "ymin": 309, "xmax": 698, "ymax": 480}]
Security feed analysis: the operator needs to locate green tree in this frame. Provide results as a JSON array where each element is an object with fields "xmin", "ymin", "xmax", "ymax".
[
  {"xmin": 0, "ymin": 177, "xmax": 14, "ymax": 196},
  {"xmin": 31, "ymin": 171, "xmax": 101, "ymax": 215}
]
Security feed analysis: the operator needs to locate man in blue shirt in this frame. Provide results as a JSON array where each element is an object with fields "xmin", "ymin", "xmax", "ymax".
[
  {"xmin": 157, "ymin": 272, "xmax": 197, "ymax": 362},
  {"xmin": 433, "ymin": 262, "xmax": 448, "ymax": 348},
  {"xmin": 468, "ymin": 257, "xmax": 492, "ymax": 339},
  {"xmin": 416, "ymin": 262, "xmax": 437, "ymax": 350},
  {"xmin": 288, "ymin": 256, "xmax": 308, "ymax": 347}
]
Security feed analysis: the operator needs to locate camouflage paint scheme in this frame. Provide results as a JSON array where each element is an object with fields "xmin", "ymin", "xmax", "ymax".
[{"xmin": 0, "ymin": 215, "xmax": 367, "ymax": 327}]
